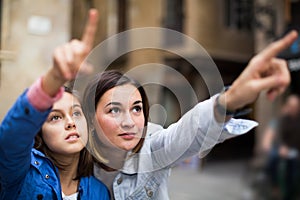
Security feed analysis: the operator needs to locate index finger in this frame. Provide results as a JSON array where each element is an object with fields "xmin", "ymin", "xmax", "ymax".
[
  {"xmin": 260, "ymin": 30, "xmax": 298, "ymax": 60},
  {"xmin": 81, "ymin": 8, "xmax": 99, "ymax": 48}
]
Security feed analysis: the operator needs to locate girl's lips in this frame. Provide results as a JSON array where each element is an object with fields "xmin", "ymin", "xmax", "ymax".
[
  {"xmin": 118, "ymin": 133, "xmax": 136, "ymax": 140},
  {"xmin": 65, "ymin": 133, "xmax": 80, "ymax": 142}
]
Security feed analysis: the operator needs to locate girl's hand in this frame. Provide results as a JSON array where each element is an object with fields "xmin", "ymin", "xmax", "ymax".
[{"xmin": 43, "ymin": 9, "xmax": 99, "ymax": 96}]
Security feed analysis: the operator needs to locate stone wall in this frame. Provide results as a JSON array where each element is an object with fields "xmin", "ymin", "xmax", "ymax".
[{"xmin": 0, "ymin": 0, "xmax": 71, "ymax": 120}]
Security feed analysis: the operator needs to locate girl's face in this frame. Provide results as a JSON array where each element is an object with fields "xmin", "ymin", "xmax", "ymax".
[
  {"xmin": 95, "ymin": 84, "xmax": 145, "ymax": 151},
  {"xmin": 42, "ymin": 92, "xmax": 87, "ymax": 155}
]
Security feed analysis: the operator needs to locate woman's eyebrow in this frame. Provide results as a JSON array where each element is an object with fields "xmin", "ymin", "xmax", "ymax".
[
  {"xmin": 104, "ymin": 100, "xmax": 142, "ymax": 107},
  {"xmin": 133, "ymin": 100, "xmax": 142, "ymax": 105},
  {"xmin": 105, "ymin": 102, "xmax": 122, "ymax": 108}
]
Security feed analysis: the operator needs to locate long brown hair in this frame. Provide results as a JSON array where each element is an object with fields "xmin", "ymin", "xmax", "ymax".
[
  {"xmin": 34, "ymin": 86, "xmax": 94, "ymax": 179},
  {"xmin": 82, "ymin": 70, "xmax": 150, "ymax": 163}
]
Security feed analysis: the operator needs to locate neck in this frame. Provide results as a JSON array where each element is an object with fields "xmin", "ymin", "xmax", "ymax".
[
  {"xmin": 100, "ymin": 146, "xmax": 128, "ymax": 170},
  {"xmin": 60, "ymin": 178, "xmax": 79, "ymax": 196},
  {"xmin": 96, "ymin": 161, "xmax": 118, "ymax": 172},
  {"xmin": 59, "ymin": 163, "xmax": 79, "ymax": 195},
  {"xmin": 55, "ymin": 153, "xmax": 80, "ymax": 195},
  {"xmin": 92, "ymin": 128, "xmax": 128, "ymax": 170}
]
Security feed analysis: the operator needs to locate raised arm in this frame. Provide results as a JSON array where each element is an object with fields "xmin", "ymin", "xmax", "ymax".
[{"xmin": 0, "ymin": 8, "xmax": 99, "ymax": 194}]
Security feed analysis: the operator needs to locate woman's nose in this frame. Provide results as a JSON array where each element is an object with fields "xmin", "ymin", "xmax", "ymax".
[{"xmin": 120, "ymin": 113, "xmax": 135, "ymax": 129}]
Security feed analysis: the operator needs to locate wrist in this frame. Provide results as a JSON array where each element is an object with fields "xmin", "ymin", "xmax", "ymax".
[
  {"xmin": 42, "ymin": 69, "xmax": 66, "ymax": 97},
  {"xmin": 216, "ymin": 87, "xmax": 252, "ymax": 117},
  {"xmin": 218, "ymin": 86, "xmax": 237, "ymax": 112},
  {"xmin": 48, "ymin": 68, "xmax": 67, "ymax": 84},
  {"xmin": 27, "ymin": 77, "xmax": 64, "ymax": 111},
  {"xmin": 215, "ymin": 93, "xmax": 236, "ymax": 116}
]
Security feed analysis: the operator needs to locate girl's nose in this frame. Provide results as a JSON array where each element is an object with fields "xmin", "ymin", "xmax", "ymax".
[{"xmin": 65, "ymin": 116, "xmax": 76, "ymax": 129}]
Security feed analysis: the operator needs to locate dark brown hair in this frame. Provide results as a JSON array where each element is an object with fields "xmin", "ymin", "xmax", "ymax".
[
  {"xmin": 82, "ymin": 70, "xmax": 150, "ymax": 163},
  {"xmin": 34, "ymin": 86, "xmax": 94, "ymax": 179}
]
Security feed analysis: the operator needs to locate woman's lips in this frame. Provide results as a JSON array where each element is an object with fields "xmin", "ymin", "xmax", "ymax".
[{"xmin": 118, "ymin": 133, "xmax": 136, "ymax": 140}]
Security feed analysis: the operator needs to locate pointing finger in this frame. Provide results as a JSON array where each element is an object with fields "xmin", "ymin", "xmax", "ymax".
[
  {"xmin": 260, "ymin": 30, "xmax": 298, "ymax": 61},
  {"xmin": 81, "ymin": 8, "xmax": 99, "ymax": 49}
]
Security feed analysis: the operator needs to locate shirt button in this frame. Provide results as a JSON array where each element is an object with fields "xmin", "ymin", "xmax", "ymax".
[
  {"xmin": 37, "ymin": 194, "xmax": 44, "ymax": 200},
  {"xmin": 45, "ymin": 174, "xmax": 50, "ymax": 179},
  {"xmin": 34, "ymin": 161, "xmax": 39, "ymax": 165},
  {"xmin": 24, "ymin": 108, "xmax": 30, "ymax": 115},
  {"xmin": 146, "ymin": 188, "xmax": 153, "ymax": 197},
  {"xmin": 117, "ymin": 177, "xmax": 122, "ymax": 185}
]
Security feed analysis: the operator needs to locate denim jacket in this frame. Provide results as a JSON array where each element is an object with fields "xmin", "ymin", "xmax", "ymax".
[
  {"xmin": 94, "ymin": 95, "xmax": 258, "ymax": 200},
  {"xmin": 0, "ymin": 91, "xmax": 110, "ymax": 200}
]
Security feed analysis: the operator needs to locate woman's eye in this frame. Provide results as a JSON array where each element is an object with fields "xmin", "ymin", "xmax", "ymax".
[
  {"xmin": 133, "ymin": 105, "xmax": 142, "ymax": 113},
  {"xmin": 109, "ymin": 107, "xmax": 120, "ymax": 114}
]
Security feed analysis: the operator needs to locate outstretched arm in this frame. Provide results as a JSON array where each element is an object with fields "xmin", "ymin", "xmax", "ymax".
[
  {"xmin": 216, "ymin": 30, "xmax": 298, "ymax": 121},
  {"xmin": 146, "ymin": 31, "xmax": 298, "ymax": 168}
]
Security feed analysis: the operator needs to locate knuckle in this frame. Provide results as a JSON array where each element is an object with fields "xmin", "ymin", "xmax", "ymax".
[
  {"xmin": 70, "ymin": 39, "xmax": 79, "ymax": 44},
  {"xmin": 65, "ymin": 59, "xmax": 73, "ymax": 66},
  {"xmin": 250, "ymin": 56, "xmax": 263, "ymax": 65}
]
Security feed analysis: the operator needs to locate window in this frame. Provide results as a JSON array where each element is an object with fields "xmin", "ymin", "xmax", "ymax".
[
  {"xmin": 225, "ymin": 0, "xmax": 253, "ymax": 31},
  {"xmin": 253, "ymin": 1, "xmax": 276, "ymax": 37},
  {"xmin": 163, "ymin": 0, "xmax": 184, "ymax": 46}
]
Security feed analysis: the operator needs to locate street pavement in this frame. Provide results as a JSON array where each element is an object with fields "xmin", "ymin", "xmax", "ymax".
[{"xmin": 168, "ymin": 159, "xmax": 256, "ymax": 200}]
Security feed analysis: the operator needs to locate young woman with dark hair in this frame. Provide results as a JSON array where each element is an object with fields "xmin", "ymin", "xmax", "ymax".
[{"xmin": 79, "ymin": 27, "xmax": 298, "ymax": 199}]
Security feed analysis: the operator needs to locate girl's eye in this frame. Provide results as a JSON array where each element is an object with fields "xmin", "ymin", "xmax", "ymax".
[
  {"xmin": 73, "ymin": 110, "xmax": 82, "ymax": 117},
  {"xmin": 133, "ymin": 105, "xmax": 142, "ymax": 113},
  {"xmin": 109, "ymin": 107, "xmax": 120, "ymax": 114},
  {"xmin": 49, "ymin": 115, "xmax": 62, "ymax": 121}
]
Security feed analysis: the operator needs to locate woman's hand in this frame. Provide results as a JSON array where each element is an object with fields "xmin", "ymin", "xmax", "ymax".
[
  {"xmin": 219, "ymin": 30, "xmax": 298, "ymax": 112},
  {"xmin": 43, "ymin": 8, "xmax": 99, "ymax": 97}
]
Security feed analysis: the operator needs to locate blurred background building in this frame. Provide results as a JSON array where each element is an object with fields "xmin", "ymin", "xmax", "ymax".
[{"xmin": 0, "ymin": 0, "xmax": 300, "ymax": 198}]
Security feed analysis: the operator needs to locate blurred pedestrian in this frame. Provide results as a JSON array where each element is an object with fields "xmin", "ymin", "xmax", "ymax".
[
  {"xmin": 262, "ymin": 94, "xmax": 300, "ymax": 200},
  {"xmin": 278, "ymin": 94, "xmax": 300, "ymax": 200}
]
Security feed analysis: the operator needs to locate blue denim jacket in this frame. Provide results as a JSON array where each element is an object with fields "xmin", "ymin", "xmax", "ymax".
[
  {"xmin": 94, "ymin": 95, "xmax": 258, "ymax": 200},
  {"xmin": 0, "ymin": 91, "xmax": 110, "ymax": 200}
]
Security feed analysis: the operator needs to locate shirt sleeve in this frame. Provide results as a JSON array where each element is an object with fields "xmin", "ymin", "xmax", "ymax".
[
  {"xmin": 146, "ymin": 94, "xmax": 258, "ymax": 169},
  {"xmin": 27, "ymin": 76, "xmax": 64, "ymax": 111},
  {"xmin": 0, "ymin": 90, "xmax": 51, "ymax": 190}
]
